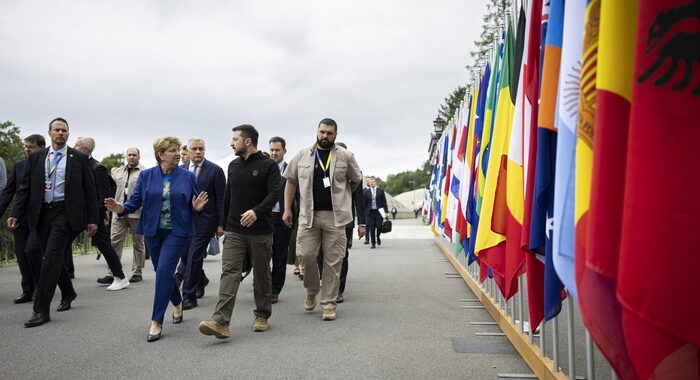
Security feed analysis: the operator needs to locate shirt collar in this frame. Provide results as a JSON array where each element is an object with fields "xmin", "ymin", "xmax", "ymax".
[{"xmin": 49, "ymin": 146, "xmax": 68, "ymax": 155}]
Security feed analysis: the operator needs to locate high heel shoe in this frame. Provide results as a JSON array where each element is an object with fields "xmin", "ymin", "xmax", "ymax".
[
  {"xmin": 172, "ymin": 305, "xmax": 183, "ymax": 324},
  {"xmin": 147, "ymin": 324, "xmax": 162, "ymax": 342}
]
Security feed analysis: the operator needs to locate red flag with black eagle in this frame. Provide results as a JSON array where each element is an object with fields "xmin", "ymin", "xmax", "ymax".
[{"xmin": 617, "ymin": 0, "xmax": 700, "ymax": 378}]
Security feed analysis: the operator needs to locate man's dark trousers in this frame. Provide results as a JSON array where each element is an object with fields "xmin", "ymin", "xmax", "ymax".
[
  {"xmin": 338, "ymin": 225, "xmax": 353, "ymax": 294},
  {"xmin": 271, "ymin": 213, "xmax": 292, "ymax": 295},
  {"xmin": 64, "ymin": 245, "xmax": 74, "ymax": 277},
  {"xmin": 92, "ymin": 220, "xmax": 125, "ymax": 279},
  {"xmin": 13, "ymin": 227, "xmax": 42, "ymax": 295},
  {"xmin": 34, "ymin": 203, "xmax": 77, "ymax": 315},
  {"xmin": 182, "ymin": 232, "xmax": 213, "ymax": 300},
  {"xmin": 367, "ymin": 209, "xmax": 382, "ymax": 246}
]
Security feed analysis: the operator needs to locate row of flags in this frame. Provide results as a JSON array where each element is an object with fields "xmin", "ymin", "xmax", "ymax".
[{"xmin": 424, "ymin": 0, "xmax": 699, "ymax": 378}]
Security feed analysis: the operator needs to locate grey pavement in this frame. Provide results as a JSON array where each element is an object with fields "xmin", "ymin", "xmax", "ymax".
[{"xmin": 0, "ymin": 219, "xmax": 531, "ymax": 379}]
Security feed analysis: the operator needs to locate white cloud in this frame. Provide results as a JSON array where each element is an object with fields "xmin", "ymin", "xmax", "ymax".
[{"xmin": 0, "ymin": 0, "xmax": 486, "ymax": 178}]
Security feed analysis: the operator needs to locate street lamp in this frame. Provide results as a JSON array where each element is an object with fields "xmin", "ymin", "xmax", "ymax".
[{"xmin": 433, "ymin": 115, "xmax": 446, "ymax": 134}]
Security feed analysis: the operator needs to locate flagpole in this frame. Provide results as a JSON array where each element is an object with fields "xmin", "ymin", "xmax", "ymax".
[
  {"xmin": 566, "ymin": 297, "xmax": 576, "ymax": 379},
  {"xmin": 540, "ymin": 319, "xmax": 546, "ymax": 357},
  {"xmin": 585, "ymin": 329, "xmax": 595, "ymax": 380},
  {"xmin": 518, "ymin": 276, "xmax": 524, "ymax": 333},
  {"xmin": 552, "ymin": 316, "xmax": 559, "ymax": 371}
]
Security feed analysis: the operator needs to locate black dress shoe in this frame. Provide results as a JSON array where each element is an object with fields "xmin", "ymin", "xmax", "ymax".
[
  {"xmin": 57, "ymin": 293, "xmax": 76, "ymax": 312},
  {"xmin": 13, "ymin": 293, "xmax": 32, "ymax": 304},
  {"xmin": 364, "ymin": 241, "xmax": 369, "ymax": 245},
  {"xmin": 377, "ymin": 237, "xmax": 381, "ymax": 246},
  {"xmin": 97, "ymin": 275, "xmax": 114, "ymax": 284},
  {"xmin": 196, "ymin": 277, "xmax": 209, "ymax": 299},
  {"xmin": 371, "ymin": 245, "xmax": 376, "ymax": 249},
  {"xmin": 69, "ymin": 273, "xmax": 75, "ymax": 279},
  {"xmin": 182, "ymin": 298, "xmax": 197, "ymax": 310},
  {"xmin": 336, "ymin": 293, "xmax": 344, "ymax": 303},
  {"xmin": 147, "ymin": 332, "xmax": 161, "ymax": 342},
  {"xmin": 129, "ymin": 275, "xmax": 142, "ymax": 283},
  {"xmin": 25, "ymin": 313, "xmax": 50, "ymax": 328}
]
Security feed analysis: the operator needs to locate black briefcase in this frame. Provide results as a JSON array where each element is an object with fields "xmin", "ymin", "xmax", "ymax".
[{"xmin": 381, "ymin": 219, "xmax": 392, "ymax": 233}]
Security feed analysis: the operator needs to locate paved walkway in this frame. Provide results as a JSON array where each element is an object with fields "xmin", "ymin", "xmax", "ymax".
[{"xmin": 0, "ymin": 219, "xmax": 530, "ymax": 379}]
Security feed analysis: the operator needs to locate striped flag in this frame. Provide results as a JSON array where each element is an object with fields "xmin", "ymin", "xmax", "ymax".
[
  {"xmin": 531, "ymin": 0, "xmax": 566, "ymax": 322},
  {"xmin": 519, "ymin": 0, "xmax": 545, "ymax": 332},
  {"xmin": 577, "ymin": 0, "xmax": 638, "ymax": 378},
  {"xmin": 467, "ymin": 64, "xmax": 491, "ymax": 262},
  {"xmin": 552, "ymin": 0, "xmax": 585, "ymax": 308},
  {"xmin": 476, "ymin": 18, "xmax": 517, "ymax": 298}
]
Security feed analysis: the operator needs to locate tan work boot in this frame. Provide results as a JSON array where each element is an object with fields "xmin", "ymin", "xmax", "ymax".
[
  {"xmin": 198, "ymin": 320, "xmax": 230, "ymax": 339},
  {"xmin": 304, "ymin": 294, "xmax": 317, "ymax": 311},
  {"xmin": 253, "ymin": 316, "xmax": 269, "ymax": 332},
  {"xmin": 322, "ymin": 308, "xmax": 336, "ymax": 321}
]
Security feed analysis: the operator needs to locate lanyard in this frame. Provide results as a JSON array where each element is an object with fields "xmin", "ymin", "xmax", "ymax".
[
  {"xmin": 315, "ymin": 149, "xmax": 332, "ymax": 176},
  {"xmin": 46, "ymin": 151, "xmax": 65, "ymax": 178}
]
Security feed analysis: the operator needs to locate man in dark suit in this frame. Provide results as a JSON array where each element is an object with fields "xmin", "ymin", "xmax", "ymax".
[
  {"xmin": 268, "ymin": 136, "xmax": 292, "ymax": 303},
  {"xmin": 74, "ymin": 137, "xmax": 129, "ymax": 292},
  {"xmin": 180, "ymin": 138, "xmax": 225, "ymax": 310},
  {"xmin": 7, "ymin": 118, "xmax": 98, "ymax": 327},
  {"xmin": 363, "ymin": 177, "xmax": 387, "ymax": 249},
  {"xmin": 0, "ymin": 134, "xmax": 46, "ymax": 303}
]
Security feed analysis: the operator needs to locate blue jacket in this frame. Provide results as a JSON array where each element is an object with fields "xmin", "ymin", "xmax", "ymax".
[{"xmin": 122, "ymin": 166, "xmax": 199, "ymax": 238}]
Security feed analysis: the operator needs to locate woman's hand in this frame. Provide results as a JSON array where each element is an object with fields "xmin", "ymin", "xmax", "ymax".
[
  {"xmin": 192, "ymin": 191, "xmax": 209, "ymax": 212},
  {"xmin": 104, "ymin": 198, "xmax": 124, "ymax": 214}
]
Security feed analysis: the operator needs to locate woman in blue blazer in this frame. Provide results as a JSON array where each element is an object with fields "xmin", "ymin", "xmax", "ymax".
[{"xmin": 106, "ymin": 136, "xmax": 208, "ymax": 342}]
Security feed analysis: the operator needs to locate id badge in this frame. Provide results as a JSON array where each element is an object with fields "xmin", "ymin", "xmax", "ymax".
[
  {"xmin": 44, "ymin": 180, "xmax": 53, "ymax": 191},
  {"xmin": 322, "ymin": 177, "xmax": 331, "ymax": 188}
]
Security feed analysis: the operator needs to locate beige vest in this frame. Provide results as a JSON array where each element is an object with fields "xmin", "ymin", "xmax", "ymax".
[
  {"xmin": 111, "ymin": 163, "xmax": 145, "ymax": 218},
  {"xmin": 284, "ymin": 144, "xmax": 362, "ymax": 227}
]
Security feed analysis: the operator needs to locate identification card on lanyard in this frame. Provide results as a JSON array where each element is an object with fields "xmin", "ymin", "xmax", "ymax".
[
  {"xmin": 316, "ymin": 149, "xmax": 332, "ymax": 188},
  {"xmin": 45, "ymin": 152, "xmax": 64, "ymax": 191}
]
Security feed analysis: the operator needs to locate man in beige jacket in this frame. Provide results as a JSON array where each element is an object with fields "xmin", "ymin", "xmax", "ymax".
[
  {"xmin": 283, "ymin": 118, "xmax": 362, "ymax": 321},
  {"xmin": 109, "ymin": 147, "xmax": 146, "ymax": 283}
]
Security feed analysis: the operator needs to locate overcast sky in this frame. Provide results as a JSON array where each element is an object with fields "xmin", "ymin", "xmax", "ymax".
[{"xmin": 0, "ymin": 0, "xmax": 486, "ymax": 179}]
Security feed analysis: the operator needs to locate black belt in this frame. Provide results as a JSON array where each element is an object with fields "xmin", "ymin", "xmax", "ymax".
[{"xmin": 43, "ymin": 201, "xmax": 65, "ymax": 209}]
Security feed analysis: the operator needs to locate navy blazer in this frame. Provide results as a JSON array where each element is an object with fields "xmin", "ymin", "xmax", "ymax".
[
  {"xmin": 364, "ymin": 186, "xmax": 388, "ymax": 219},
  {"xmin": 349, "ymin": 184, "xmax": 366, "ymax": 228},
  {"xmin": 0, "ymin": 159, "xmax": 28, "ymax": 226},
  {"xmin": 122, "ymin": 166, "xmax": 199, "ymax": 238},
  {"xmin": 181, "ymin": 160, "xmax": 226, "ymax": 234},
  {"xmin": 277, "ymin": 161, "xmax": 288, "ymax": 213}
]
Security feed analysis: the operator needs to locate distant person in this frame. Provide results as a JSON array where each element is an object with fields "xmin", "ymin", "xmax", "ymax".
[
  {"xmin": 8, "ymin": 118, "xmax": 99, "ymax": 328},
  {"xmin": 283, "ymin": 118, "xmax": 362, "ymax": 321},
  {"xmin": 0, "ymin": 134, "xmax": 46, "ymax": 304},
  {"xmin": 391, "ymin": 207, "xmax": 397, "ymax": 220},
  {"xmin": 110, "ymin": 147, "xmax": 146, "ymax": 282},
  {"xmin": 105, "ymin": 136, "xmax": 209, "ymax": 342},
  {"xmin": 198, "ymin": 124, "xmax": 280, "ymax": 339},
  {"xmin": 179, "ymin": 137, "xmax": 225, "ymax": 311},
  {"xmin": 180, "ymin": 145, "xmax": 189, "ymax": 165},
  {"xmin": 74, "ymin": 137, "xmax": 129, "ymax": 292},
  {"xmin": 0, "ymin": 156, "xmax": 6, "ymax": 191},
  {"xmin": 363, "ymin": 177, "xmax": 388, "ymax": 249}
]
